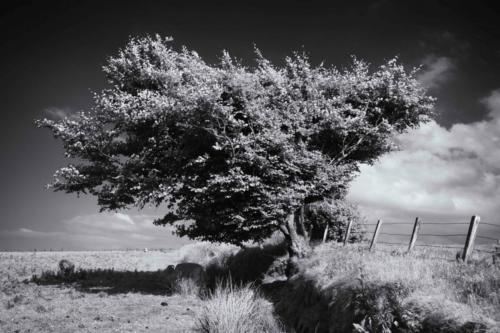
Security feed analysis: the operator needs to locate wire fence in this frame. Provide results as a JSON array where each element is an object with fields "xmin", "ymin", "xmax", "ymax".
[{"xmin": 337, "ymin": 215, "xmax": 500, "ymax": 262}]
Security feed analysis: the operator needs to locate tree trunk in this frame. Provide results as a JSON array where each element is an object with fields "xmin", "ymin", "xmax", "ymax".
[{"xmin": 282, "ymin": 211, "xmax": 312, "ymax": 277}]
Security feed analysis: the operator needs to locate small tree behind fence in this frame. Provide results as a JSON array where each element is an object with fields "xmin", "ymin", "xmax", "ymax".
[{"xmin": 339, "ymin": 215, "xmax": 500, "ymax": 262}]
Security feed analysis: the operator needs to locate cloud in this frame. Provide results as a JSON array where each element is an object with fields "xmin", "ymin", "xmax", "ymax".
[
  {"xmin": 114, "ymin": 212, "xmax": 134, "ymax": 225},
  {"xmin": 417, "ymin": 55, "xmax": 455, "ymax": 90},
  {"xmin": 44, "ymin": 106, "xmax": 74, "ymax": 119},
  {"xmin": 12, "ymin": 228, "xmax": 64, "ymax": 238},
  {"xmin": 480, "ymin": 89, "xmax": 500, "ymax": 119},
  {"xmin": 348, "ymin": 89, "xmax": 500, "ymax": 243},
  {"xmin": 1, "ymin": 212, "xmax": 191, "ymax": 250}
]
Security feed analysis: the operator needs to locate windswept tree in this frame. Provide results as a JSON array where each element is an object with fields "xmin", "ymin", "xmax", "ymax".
[{"xmin": 37, "ymin": 35, "xmax": 434, "ymax": 265}]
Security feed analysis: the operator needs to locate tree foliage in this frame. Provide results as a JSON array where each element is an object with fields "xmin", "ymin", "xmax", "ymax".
[{"xmin": 37, "ymin": 35, "xmax": 434, "ymax": 247}]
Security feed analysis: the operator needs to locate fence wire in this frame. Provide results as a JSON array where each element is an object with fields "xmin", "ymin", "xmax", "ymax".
[
  {"xmin": 419, "ymin": 234, "xmax": 466, "ymax": 237},
  {"xmin": 415, "ymin": 244, "xmax": 463, "ymax": 249},
  {"xmin": 378, "ymin": 241, "xmax": 407, "ymax": 245},
  {"xmin": 339, "ymin": 216, "xmax": 500, "ymax": 260},
  {"xmin": 482, "ymin": 222, "xmax": 500, "ymax": 228},
  {"xmin": 476, "ymin": 235, "xmax": 499, "ymax": 241},
  {"xmin": 420, "ymin": 222, "xmax": 468, "ymax": 225}
]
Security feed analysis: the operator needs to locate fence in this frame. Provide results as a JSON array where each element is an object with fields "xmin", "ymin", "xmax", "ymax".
[{"xmin": 339, "ymin": 215, "xmax": 500, "ymax": 262}]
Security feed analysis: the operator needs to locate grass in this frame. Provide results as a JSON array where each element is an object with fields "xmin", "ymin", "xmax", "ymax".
[
  {"xmin": 282, "ymin": 242, "xmax": 500, "ymax": 332},
  {"xmin": 196, "ymin": 281, "xmax": 284, "ymax": 333},
  {"xmin": 174, "ymin": 277, "xmax": 202, "ymax": 297}
]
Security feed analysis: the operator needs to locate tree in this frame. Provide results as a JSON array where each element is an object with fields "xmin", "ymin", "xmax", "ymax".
[{"xmin": 37, "ymin": 35, "xmax": 434, "ymax": 265}]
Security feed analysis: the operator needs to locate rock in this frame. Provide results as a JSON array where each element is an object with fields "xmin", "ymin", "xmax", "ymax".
[
  {"xmin": 165, "ymin": 265, "xmax": 175, "ymax": 275},
  {"xmin": 174, "ymin": 262, "xmax": 206, "ymax": 285},
  {"xmin": 58, "ymin": 259, "xmax": 75, "ymax": 277},
  {"xmin": 160, "ymin": 302, "xmax": 168, "ymax": 306}
]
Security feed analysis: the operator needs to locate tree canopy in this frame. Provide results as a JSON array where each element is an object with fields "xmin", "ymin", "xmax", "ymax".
[{"xmin": 37, "ymin": 35, "xmax": 434, "ymax": 250}]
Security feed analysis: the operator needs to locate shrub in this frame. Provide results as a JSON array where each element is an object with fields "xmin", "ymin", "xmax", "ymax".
[
  {"xmin": 174, "ymin": 242, "xmax": 239, "ymax": 267},
  {"xmin": 58, "ymin": 259, "xmax": 75, "ymax": 277},
  {"xmin": 196, "ymin": 281, "xmax": 284, "ymax": 333},
  {"xmin": 305, "ymin": 199, "xmax": 366, "ymax": 243}
]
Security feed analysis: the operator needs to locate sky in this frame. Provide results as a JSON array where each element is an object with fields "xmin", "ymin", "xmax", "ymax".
[{"xmin": 1, "ymin": 0, "xmax": 500, "ymax": 250}]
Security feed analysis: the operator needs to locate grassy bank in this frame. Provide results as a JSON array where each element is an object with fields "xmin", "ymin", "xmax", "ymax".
[{"xmin": 275, "ymin": 242, "xmax": 499, "ymax": 332}]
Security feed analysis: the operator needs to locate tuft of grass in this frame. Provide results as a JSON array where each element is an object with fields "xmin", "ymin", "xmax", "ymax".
[
  {"xmin": 196, "ymin": 281, "xmax": 284, "ymax": 333},
  {"xmin": 173, "ymin": 278, "xmax": 201, "ymax": 297}
]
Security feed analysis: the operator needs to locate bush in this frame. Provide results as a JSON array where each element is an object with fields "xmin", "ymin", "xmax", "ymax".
[
  {"xmin": 174, "ymin": 242, "xmax": 239, "ymax": 267},
  {"xmin": 196, "ymin": 281, "xmax": 284, "ymax": 333},
  {"xmin": 305, "ymin": 199, "xmax": 366, "ymax": 243}
]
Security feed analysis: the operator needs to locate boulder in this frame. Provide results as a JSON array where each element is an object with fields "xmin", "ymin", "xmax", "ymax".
[
  {"xmin": 58, "ymin": 259, "xmax": 75, "ymax": 277},
  {"xmin": 165, "ymin": 265, "xmax": 175, "ymax": 275},
  {"xmin": 174, "ymin": 262, "xmax": 205, "ymax": 285}
]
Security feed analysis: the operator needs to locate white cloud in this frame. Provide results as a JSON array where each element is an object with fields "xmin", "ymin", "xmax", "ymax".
[
  {"xmin": 2, "ymin": 212, "xmax": 190, "ymax": 250},
  {"xmin": 13, "ymin": 228, "xmax": 64, "ymax": 238},
  {"xmin": 417, "ymin": 55, "xmax": 455, "ymax": 90},
  {"xmin": 481, "ymin": 89, "xmax": 500, "ymax": 119},
  {"xmin": 44, "ymin": 106, "xmax": 74, "ymax": 119},
  {"xmin": 348, "ymin": 89, "xmax": 500, "ymax": 243},
  {"xmin": 114, "ymin": 212, "xmax": 135, "ymax": 225}
]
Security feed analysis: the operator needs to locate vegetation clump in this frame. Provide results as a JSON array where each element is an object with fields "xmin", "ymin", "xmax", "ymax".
[{"xmin": 196, "ymin": 281, "xmax": 284, "ymax": 333}]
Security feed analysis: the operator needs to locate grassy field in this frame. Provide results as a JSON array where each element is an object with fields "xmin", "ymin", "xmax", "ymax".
[
  {"xmin": 0, "ymin": 250, "xmax": 203, "ymax": 332},
  {"xmin": 0, "ymin": 244, "xmax": 281, "ymax": 333},
  {"xmin": 1, "ymin": 242, "xmax": 499, "ymax": 332}
]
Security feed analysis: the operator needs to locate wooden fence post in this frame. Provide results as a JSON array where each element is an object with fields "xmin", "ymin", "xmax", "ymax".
[
  {"xmin": 462, "ymin": 215, "xmax": 480, "ymax": 262},
  {"xmin": 343, "ymin": 220, "xmax": 353, "ymax": 246},
  {"xmin": 407, "ymin": 217, "xmax": 420, "ymax": 253},
  {"xmin": 493, "ymin": 240, "xmax": 500, "ymax": 264},
  {"xmin": 322, "ymin": 224, "xmax": 329, "ymax": 243},
  {"xmin": 369, "ymin": 219, "xmax": 382, "ymax": 251}
]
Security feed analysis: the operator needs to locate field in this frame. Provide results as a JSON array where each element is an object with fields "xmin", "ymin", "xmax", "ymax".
[
  {"xmin": 0, "ymin": 243, "xmax": 282, "ymax": 333},
  {"xmin": 1, "ymin": 242, "xmax": 499, "ymax": 332},
  {"xmin": 0, "ymin": 250, "xmax": 204, "ymax": 332}
]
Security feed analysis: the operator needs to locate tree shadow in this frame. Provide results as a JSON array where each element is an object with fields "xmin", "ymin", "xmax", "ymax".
[
  {"xmin": 31, "ymin": 241, "xmax": 289, "ymax": 297},
  {"xmin": 32, "ymin": 268, "xmax": 175, "ymax": 295},
  {"xmin": 204, "ymin": 241, "xmax": 288, "ymax": 289}
]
